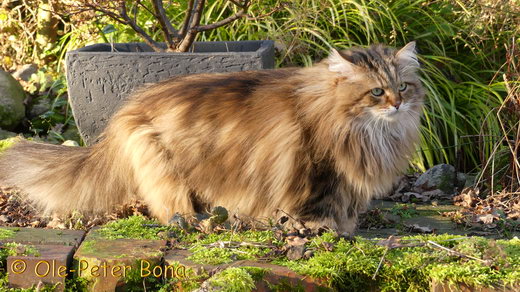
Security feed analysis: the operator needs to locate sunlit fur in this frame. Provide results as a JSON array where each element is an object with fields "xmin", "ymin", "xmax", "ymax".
[{"xmin": 0, "ymin": 43, "xmax": 424, "ymax": 233}]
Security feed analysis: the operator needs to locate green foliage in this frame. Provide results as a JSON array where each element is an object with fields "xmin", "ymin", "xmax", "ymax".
[
  {"xmin": 0, "ymin": 228, "xmax": 15, "ymax": 240},
  {"xmin": 0, "ymin": 242, "xmax": 40, "ymax": 262},
  {"xmin": 187, "ymin": 230, "xmax": 283, "ymax": 265},
  {"xmin": 208, "ymin": 267, "xmax": 256, "ymax": 292},
  {"xmin": 391, "ymin": 203, "xmax": 419, "ymax": 219},
  {"xmin": 280, "ymin": 234, "xmax": 520, "ymax": 291},
  {"xmin": 0, "ymin": 137, "xmax": 19, "ymax": 153},
  {"xmin": 96, "ymin": 215, "xmax": 169, "ymax": 240}
]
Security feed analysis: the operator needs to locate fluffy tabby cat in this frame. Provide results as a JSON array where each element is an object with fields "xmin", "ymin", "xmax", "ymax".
[{"xmin": 0, "ymin": 42, "xmax": 424, "ymax": 233}]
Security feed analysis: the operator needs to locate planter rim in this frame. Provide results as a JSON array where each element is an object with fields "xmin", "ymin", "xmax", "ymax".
[{"xmin": 66, "ymin": 40, "xmax": 274, "ymax": 57}]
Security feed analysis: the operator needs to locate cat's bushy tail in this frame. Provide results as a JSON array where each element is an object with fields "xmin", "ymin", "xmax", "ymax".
[{"xmin": 0, "ymin": 139, "xmax": 131, "ymax": 215}]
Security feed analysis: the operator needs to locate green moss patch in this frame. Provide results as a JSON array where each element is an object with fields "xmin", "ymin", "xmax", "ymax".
[
  {"xmin": 95, "ymin": 215, "xmax": 169, "ymax": 240},
  {"xmin": 0, "ymin": 137, "xmax": 18, "ymax": 153},
  {"xmin": 207, "ymin": 267, "xmax": 256, "ymax": 292},
  {"xmin": 0, "ymin": 227, "xmax": 16, "ymax": 240},
  {"xmin": 0, "ymin": 242, "xmax": 40, "ymax": 262},
  {"xmin": 279, "ymin": 234, "xmax": 520, "ymax": 291},
  {"xmin": 185, "ymin": 230, "xmax": 283, "ymax": 265}
]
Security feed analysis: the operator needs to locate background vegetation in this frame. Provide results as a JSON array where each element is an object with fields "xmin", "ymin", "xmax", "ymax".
[{"xmin": 1, "ymin": 0, "xmax": 518, "ymax": 196}]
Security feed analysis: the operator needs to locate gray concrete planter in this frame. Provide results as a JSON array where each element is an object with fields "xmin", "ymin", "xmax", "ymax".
[{"xmin": 65, "ymin": 40, "xmax": 275, "ymax": 145}]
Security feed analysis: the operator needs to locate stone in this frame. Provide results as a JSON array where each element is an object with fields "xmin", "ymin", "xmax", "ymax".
[
  {"xmin": 0, "ymin": 69, "xmax": 25, "ymax": 130},
  {"xmin": 413, "ymin": 164, "xmax": 457, "ymax": 195},
  {"xmin": 0, "ymin": 129, "xmax": 16, "ymax": 140},
  {"xmin": 28, "ymin": 97, "xmax": 51, "ymax": 118},
  {"xmin": 73, "ymin": 231, "xmax": 166, "ymax": 291},
  {"xmin": 456, "ymin": 172, "xmax": 467, "ymax": 190},
  {"xmin": 12, "ymin": 64, "xmax": 38, "ymax": 81},
  {"xmin": 66, "ymin": 40, "xmax": 275, "ymax": 145},
  {"xmin": 0, "ymin": 227, "xmax": 85, "ymax": 246},
  {"xmin": 286, "ymin": 245, "xmax": 305, "ymax": 260},
  {"xmin": 7, "ymin": 244, "xmax": 75, "ymax": 291},
  {"xmin": 61, "ymin": 140, "xmax": 79, "ymax": 147}
]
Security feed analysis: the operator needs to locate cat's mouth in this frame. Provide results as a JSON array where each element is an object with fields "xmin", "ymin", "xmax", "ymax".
[{"xmin": 373, "ymin": 106, "xmax": 401, "ymax": 120}]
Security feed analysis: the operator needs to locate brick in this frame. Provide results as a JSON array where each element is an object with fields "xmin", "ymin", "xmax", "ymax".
[
  {"xmin": 7, "ymin": 244, "xmax": 75, "ymax": 291},
  {"xmin": 0, "ymin": 227, "xmax": 84, "ymax": 246},
  {"xmin": 73, "ymin": 234, "xmax": 166, "ymax": 292}
]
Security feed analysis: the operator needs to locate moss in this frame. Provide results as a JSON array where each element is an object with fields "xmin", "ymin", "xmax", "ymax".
[
  {"xmin": 239, "ymin": 266, "xmax": 269, "ymax": 282},
  {"xmin": 0, "ymin": 243, "xmax": 40, "ymax": 262},
  {"xmin": 77, "ymin": 240, "xmax": 97, "ymax": 254},
  {"xmin": 0, "ymin": 137, "xmax": 19, "ymax": 153},
  {"xmin": 96, "ymin": 215, "xmax": 169, "ymax": 240},
  {"xmin": 208, "ymin": 267, "xmax": 256, "ymax": 292},
  {"xmin": 122, "ymin": 259, "xmax": 163, "ymax": 291},
  {"xmin": 186, "ymin": 230, "xmax": 282, "ymax": 265},
  {"xmin": 391, "ymin": 203, "xmax": 419, "ymax": 219},
  {"xmin": 266, "ymin": 278, "xmax": 305, "ymax": 292},
  {"xmin": 278, "ymin": 234, "xmax": 520, "ymax": 291},
  {"xmin": 158, "ymin": 260, "xmax": 206, "ymax": 291},
  {"xmin": 0, "ymin": 271, "xmax": 57, "ymax": 292},
  {"xmin": 64, "ymin": 277, "xmax": 90, "ymax": 292},
  {"xmin": 0, "ymin": 228, "xmax": 16, "ymax": 240}
]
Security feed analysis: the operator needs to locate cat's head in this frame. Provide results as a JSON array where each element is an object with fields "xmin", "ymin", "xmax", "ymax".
[{"xmin": 326, "ymin": 42, "xmax": 424, "ymax": 120}]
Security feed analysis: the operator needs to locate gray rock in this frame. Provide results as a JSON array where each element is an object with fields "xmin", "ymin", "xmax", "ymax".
[
  {"xmin": 12, "ymin": 64, "xmax": 38, "ymax": 81},
  {"xmin": 29, "ymin": 97, "xmax": 51, "ymax": 118},
  {"xmin": 0, "ymin": 70, "xmax": 26, "ymax": 130},
  {"xmin": 456, "ymin": 172, "xmax": 467, "ymax": 190},
  {"xmin": 61, "ymin": 140, "xmax": 79, "ymax": 147},
  {"xmin": 0, "ymin": 129, "xmax": 16, "ymax": 140},
  {"xmin": 413, "ymin": 164, "xmax": 456, "ymax": 195}
]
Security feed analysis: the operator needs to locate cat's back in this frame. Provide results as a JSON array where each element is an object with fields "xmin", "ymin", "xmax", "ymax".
[{"xmin": 133, "ymin": 68, "xmax": 300, "ymax": 108}]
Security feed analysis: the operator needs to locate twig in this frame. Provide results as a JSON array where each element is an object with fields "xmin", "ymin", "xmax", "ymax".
[
  {"xmin": 203, "ymin": 240, "xmax": 275, "ymax": 249},
  {"xmin": 372, "ymin": 247, "xmax": 388, "ymax": 280},
  {"xmin": 118, "ymin": 1, "xmax": 163, "ymax": 52},
  {"xmin": 178, "ymin": 0, "xmax": 195, "ymax": 39},
  {"xmin": 177, "ymin": 0, "xmax": 206, "ymax": 52},
  {"xmin": 427, "ymin": 240, "xmax": 490, "ymax": 264},
  {"xmin": 151, "ymin": 0, "xmax": 178, "ymax": 48}
]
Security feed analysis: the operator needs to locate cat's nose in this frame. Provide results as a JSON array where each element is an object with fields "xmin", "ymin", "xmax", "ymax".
[{"xmin": 394, "ymin": 100, "xmax": 402, "ymax": 110}]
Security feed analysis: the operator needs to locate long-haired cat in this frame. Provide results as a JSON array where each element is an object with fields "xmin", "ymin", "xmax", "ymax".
[{"xmin": 0, "ymin": 42, "xmax": 424, "ymax": 233}]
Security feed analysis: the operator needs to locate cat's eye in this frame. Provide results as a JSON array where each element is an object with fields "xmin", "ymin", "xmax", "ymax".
[
  {"xmin": 398, "ymin": 83, "xmax": 408, "ymax": 91},
  {"xmin": 371, "ymin": 88, "xmax": 384, "ymax": 97}
]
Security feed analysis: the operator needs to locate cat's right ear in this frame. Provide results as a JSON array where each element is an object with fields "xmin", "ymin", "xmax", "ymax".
[{"xmin": 327, "ymin": 49, "xmax": 357, "ymax": 75}]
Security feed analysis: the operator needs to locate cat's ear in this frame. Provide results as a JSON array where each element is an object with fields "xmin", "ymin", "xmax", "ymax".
[
  {"xmin": 396, "ymin": 41, "xmax": 419, "ymax": 68},
  {"xmin": 327, "ymin": 49, "xmax": 358, "ymax": 74}
]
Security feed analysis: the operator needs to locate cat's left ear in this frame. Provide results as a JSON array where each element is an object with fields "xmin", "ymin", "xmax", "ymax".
[
  {"xmin": 396, "ymin": 41, "xmax": 419, "ymax": 68},
  {"xmin": 327, "ymin": 49, "xmax": 358, "ymax": 75}
]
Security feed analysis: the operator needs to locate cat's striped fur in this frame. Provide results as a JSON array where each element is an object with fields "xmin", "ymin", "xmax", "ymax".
[{"xmin": 0, "ymin": 42, "xmax": 424, "ymax": 233}]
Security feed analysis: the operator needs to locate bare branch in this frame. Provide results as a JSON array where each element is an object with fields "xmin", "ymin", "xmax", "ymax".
[
  {"xmin": 119, "ymin": 1, "xmax": 164, "ymax": 52},
  {"xmin": 194, "ymin": 0, "xmax": 250, "ymax": 32},
  {"xmin": 178, "ymin": 0, "xmax": 195, "ymax": 39},
  {"xmin": 136, "ymin": 0, "xmax": 156, "ymax": 17},
  {"xmin": 151, "ymin": 0, "xmax": 179, "ymax": 49},
  {"xmin": 177, "ymin": 0, "xmax": 205, "ymax": 52},
  {"xmin": 195, "ymin": 10, "xmax": 246, "ymax": 32}
]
